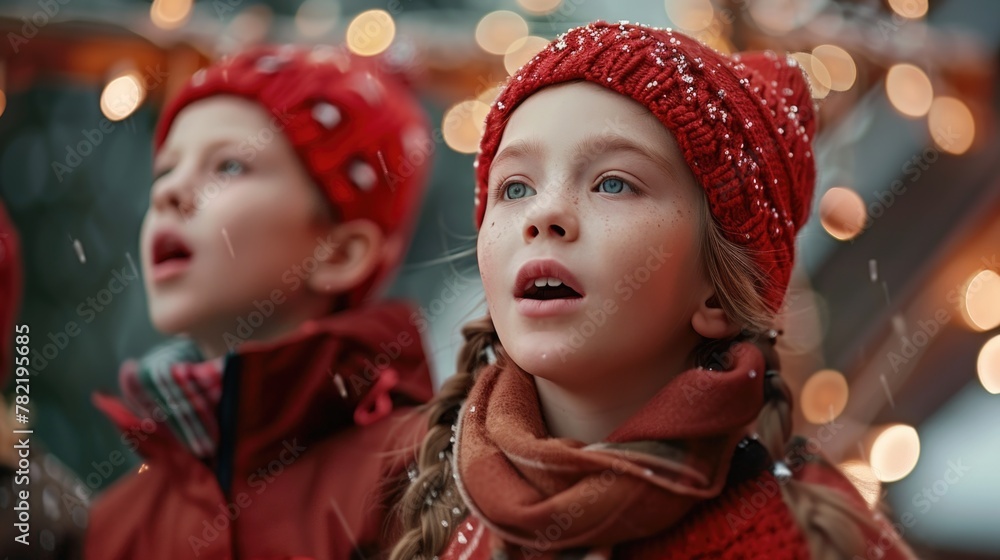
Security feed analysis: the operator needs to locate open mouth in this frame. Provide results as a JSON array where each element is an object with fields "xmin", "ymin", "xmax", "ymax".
[
  {"xmin": 520, "ymin": 277, "xmax": 583, "ymax": 300},
  {"xmin": 151, "ymin": 232, "xmax": 193, "ymax": 266}
]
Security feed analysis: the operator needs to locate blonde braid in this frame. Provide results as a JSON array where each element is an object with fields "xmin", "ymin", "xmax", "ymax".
[
  {"xmin": 389, "ymin": 316, "xmax": 499, "ymax": 560},
  {"xmin": 753, "ymin": 341, "xmax": 915, "ymax": 560}
]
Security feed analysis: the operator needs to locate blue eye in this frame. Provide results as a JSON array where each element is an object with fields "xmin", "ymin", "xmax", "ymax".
[
  {"xmin": 597, "ymin": 177, "xmax": 629, "ymax": 194},
  {"xmin": 503, "ymin": 181, "xmax": 536, "ymax": 200},
  {"xmin": 218, "ymin": 159, "xmax": 245, "ymax": 176}
]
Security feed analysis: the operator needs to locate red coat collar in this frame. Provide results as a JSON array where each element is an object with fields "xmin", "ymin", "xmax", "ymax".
[{"xmin": 94, "ymin": 300, "xmax": 433, "ymax": 474}]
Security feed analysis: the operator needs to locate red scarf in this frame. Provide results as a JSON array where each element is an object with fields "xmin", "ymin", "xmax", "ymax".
[{"xmin": 453, "ymin": 342, "xmax": 766, "ymax": 553}]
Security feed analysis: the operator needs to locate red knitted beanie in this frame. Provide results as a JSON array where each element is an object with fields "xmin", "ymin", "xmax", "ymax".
[
  {"xmin": 154, "ymin": 44, "xmax": 432, "ymax": 306},
  {"xmin": 474, "ymin": 21, "xmax": 817, "ymax": 312}
]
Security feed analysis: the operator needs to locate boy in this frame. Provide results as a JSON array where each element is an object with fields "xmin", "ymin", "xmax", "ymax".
[{"xmin": 86, "ymin": 44, "xmax": 434, "ymax": 559}]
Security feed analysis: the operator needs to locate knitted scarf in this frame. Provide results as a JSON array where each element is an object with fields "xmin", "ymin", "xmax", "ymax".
[
  {"xmin": 453, "ymin": 342, "xmax": 767, "ymax": 553},
  {"xmin": 119, "ymin": 340, "xmax": 223, "ymax": 458}
]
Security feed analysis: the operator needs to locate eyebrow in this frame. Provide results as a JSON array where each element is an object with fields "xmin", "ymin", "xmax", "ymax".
[
  {"xmin": 154, "ymin": 138, "xmax": 241, "ymax": 170},
  {"xmin": 490, "ymin": 138, "xmax": 547, "ymax": 173},
  {"xmin": 489, "ymin": 133, "xmax": 683, "ymax": 181},
  {"xmin": 575, "ymin": 133, "xmax": 683, "ymax": 180}
]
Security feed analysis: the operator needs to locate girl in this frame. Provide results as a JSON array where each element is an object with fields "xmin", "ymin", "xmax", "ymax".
[{"xmin": 389, "ymin": 21, "xmax": 916, "ymax": 560}]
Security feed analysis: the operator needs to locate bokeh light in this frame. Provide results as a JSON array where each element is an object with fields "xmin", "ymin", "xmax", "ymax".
[
  {"xmin": 516, "ymin": 0, "xmax": 562, "ymax": 15},
  {"xmin": 839, "ymin": 460, "xmax": 881, "ymax": 508},
  {"xmin": 346, "ymin": 10, "xmax": 396, "ymax": 56},
  {"xmin": 665, "ymin": 0, "xmax": 715, "ymax": 33},
  {"xmin": 928, "ymin": 96, "xmax": 975, "ymax": 155},
  {"xmin": 100, "ymin": 74, "xmax": 145, "ymax": 121},
  {"xmin": 886, "ymin": 63, "xmax": 933, "ymax": 118},
  {"xmin": 150, "ymin": 0, "xmax": 192, "ymax": 30},
  {"xmin": 978, "ymin": 335, "xmax": 1000, "ymax": 394},
  {"xmin": 963, "ymin": 270, "xmax": 1000, "ymax": 332},
  {"xmin": 790, "ymin": 52, "xmax": 831, "ymax": 99},
  {"xmin": 819, "ymin": 186, "xmax": 867, "ymax": 241},
  {"xmin": 870, "ymin": 424, "xmax": 920, "ymax": 482},
  {"xmin": 812, "ymin": 44, "xmax": 856, "ymax": 92},
  {"xmin": 504, "ymin": 36, "xmax": 548, "ymax": 76},
  {"xmin": 801, "ymin": 369, "xmax": 850, "ymax": 424},
  {"xmin": 0, "ymin": 89, "xmax": 6, "ymax": 120},
  {"xmin": 888, "ymin": 0, "xmax": 928, "ymax": 19},
  {"xmin": 476, "ymin": 11, "xmax": 529, "ymax": 56},
  {"xmin": 442, "ymin": 100, "xmax": 490, "ymax": 154}
]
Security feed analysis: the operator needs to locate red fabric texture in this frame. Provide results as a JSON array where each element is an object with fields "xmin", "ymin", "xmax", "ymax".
[
  {"xmin": 444, "ymin": 448, "xmax": 915, "ymax": 560},
  {"xmin": 85, "ymin": 302, "xmax": 432, "ymax": 560},
  {"xmin": 453, "ymin": 343, "xmax": 766, "ymax": 550},
  {"xmin": 473, "ymin": 21, "xmax": 817, "ymax": 311},
  {"xmin": 154, "ymin": 45, "xmax": 432, "ymax": 305}
]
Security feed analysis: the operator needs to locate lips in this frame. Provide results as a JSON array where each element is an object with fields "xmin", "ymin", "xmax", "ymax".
[
  {"xmin": 514, "ymin": 259, "xmax": 585, "ymax": 301},
  {"xmin": 149, "ymin": 229, "xmax": 193, "ymax": 282}
]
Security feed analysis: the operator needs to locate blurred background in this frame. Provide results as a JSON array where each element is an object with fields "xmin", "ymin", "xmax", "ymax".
[{"xmin": 0, "ymin": 0, "xmax": 997, "ymax": 557}]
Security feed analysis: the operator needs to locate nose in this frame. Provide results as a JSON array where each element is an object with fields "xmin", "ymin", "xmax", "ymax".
[
  {"xmin": 149, "ymin": 166, "xmax": 196, "ymax": 218},
  {"xmin": 523, "ymin": 191, "xmax": 579, "ymax": 243}
]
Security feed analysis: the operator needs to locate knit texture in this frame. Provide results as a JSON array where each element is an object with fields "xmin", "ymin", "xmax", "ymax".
[
  {"xmin": 452, "ymin": 343, "xmax": 768, "ymax": 552},
  {"xmin": 474, "ymin": 21, "xmax": 817, "ymax": 311},
  {"xmin": 154, "ymin": 44, "xmax": 432, "ymax": 305}
]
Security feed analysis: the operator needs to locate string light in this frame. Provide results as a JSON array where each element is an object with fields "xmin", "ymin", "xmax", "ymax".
[
  {"xmin": 442, "ymin": 100, "xmax": 489, "ymax": 154},
  {"xmin": 346, "ymin": 10, "xmax": 395, "ymax": 56},
  {"xmin": 100, "ymin": 73, "xmax": 145, "ymax": 121},
  {"xmin": 928, "ymin": 96, "xmax": 975, "ymax": 155},
  {"xmin": 888, "ymin": 0, "xmax": 928, "ymax": 19},
  {"xmin": 516, "ymin": 0, "xmax": 562, "ymax": 15},
  {"xmin": 476, "ymin": 11, "xmax": 528, "ymax": 56},
  {"xmin": 886, "ymin": 64, "xmax": 933, "ymax": 118},
  {"xmin": 812, "ymin": 45, "xmax": 856, "ymax": 92},
  {"xmin": 664, "ymin": 0, "xmax": 715, "ymax": 33},
  {"xmin": 504, "ymin": 36, "xmax": 548, "ymax": 76},
  {"xmin": 801, "ymin": 369, "xmax": 850, "ymax": 424},
  {"xmin": 962, "ymin": 270, "xmax": 1000, "ymax": 331},
  {"xmin": 978, "ymin": 335, "xmax": 1000, "ymax": 394},
  {"xmin": 870, "ymin": 424, "xmax": 920, "ymax": 483},
  {"xmin": 150, "ymin": 0, "xmax": 192, "ymax": 30},
  {"xmin": 819, "ymin": 187, "xmax": 866, "ymax": 240}
]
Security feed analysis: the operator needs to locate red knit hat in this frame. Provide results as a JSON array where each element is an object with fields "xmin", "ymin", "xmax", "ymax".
[
  {"xmin": 474, "ymin": 21, "xmax": 817, "ymax": 312},
  {"xmin": 154, "ymin": 44, "xmax": 432, "ymax": 306}
]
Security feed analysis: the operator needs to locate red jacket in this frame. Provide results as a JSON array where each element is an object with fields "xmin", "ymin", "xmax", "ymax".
[
  {"xmin": 86, "ymin": 302, "xmax": 432, "ymax": 560},
  {"xmin": 442, "ymin": 445, "xmax": 914, "ymax": 560}
]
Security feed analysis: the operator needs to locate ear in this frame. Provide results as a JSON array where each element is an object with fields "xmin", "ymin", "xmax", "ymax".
[
  {"xmin": 306, "ymin": 219, "xmax": 385, "ymax": 296},
  {"xmin": 691, "ymin": 290, "xmax": 741, "ymax": 339}
]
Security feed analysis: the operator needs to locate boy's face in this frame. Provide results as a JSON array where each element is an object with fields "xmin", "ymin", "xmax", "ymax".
[
  {"xmin": 478, "ymin": 82, "xmax": 711, "ymax": 387},
  {"xmin": 142, "ymin": 96, "xmax": 333, "ymax": 355}
]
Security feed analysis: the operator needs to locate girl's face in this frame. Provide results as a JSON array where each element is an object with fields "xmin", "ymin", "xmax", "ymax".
[
  {"xmin": 142, "ymin": 96, "xmax": 332, "ymax": 356},
  {"xmin": 478, "ymin": 82, "xmax": 712, "ymax": 387}
]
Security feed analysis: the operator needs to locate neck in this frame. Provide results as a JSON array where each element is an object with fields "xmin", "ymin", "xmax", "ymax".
[
  {"xmin": 190, "ymin": 294, "xmax": 335, "ymax": 360},
  {"xmin": 533, "ymin": 347, "xmax": 696, "ymax": 444}
]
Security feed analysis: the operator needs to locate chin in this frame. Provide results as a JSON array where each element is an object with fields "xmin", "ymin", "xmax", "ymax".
[
  {"xmin": 503, "ymin": 332, "xmax": 595, "ymax": 379},
  {"xmin": 147, "ymin": 300, "xmax": 198, "ymax": 337}
]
